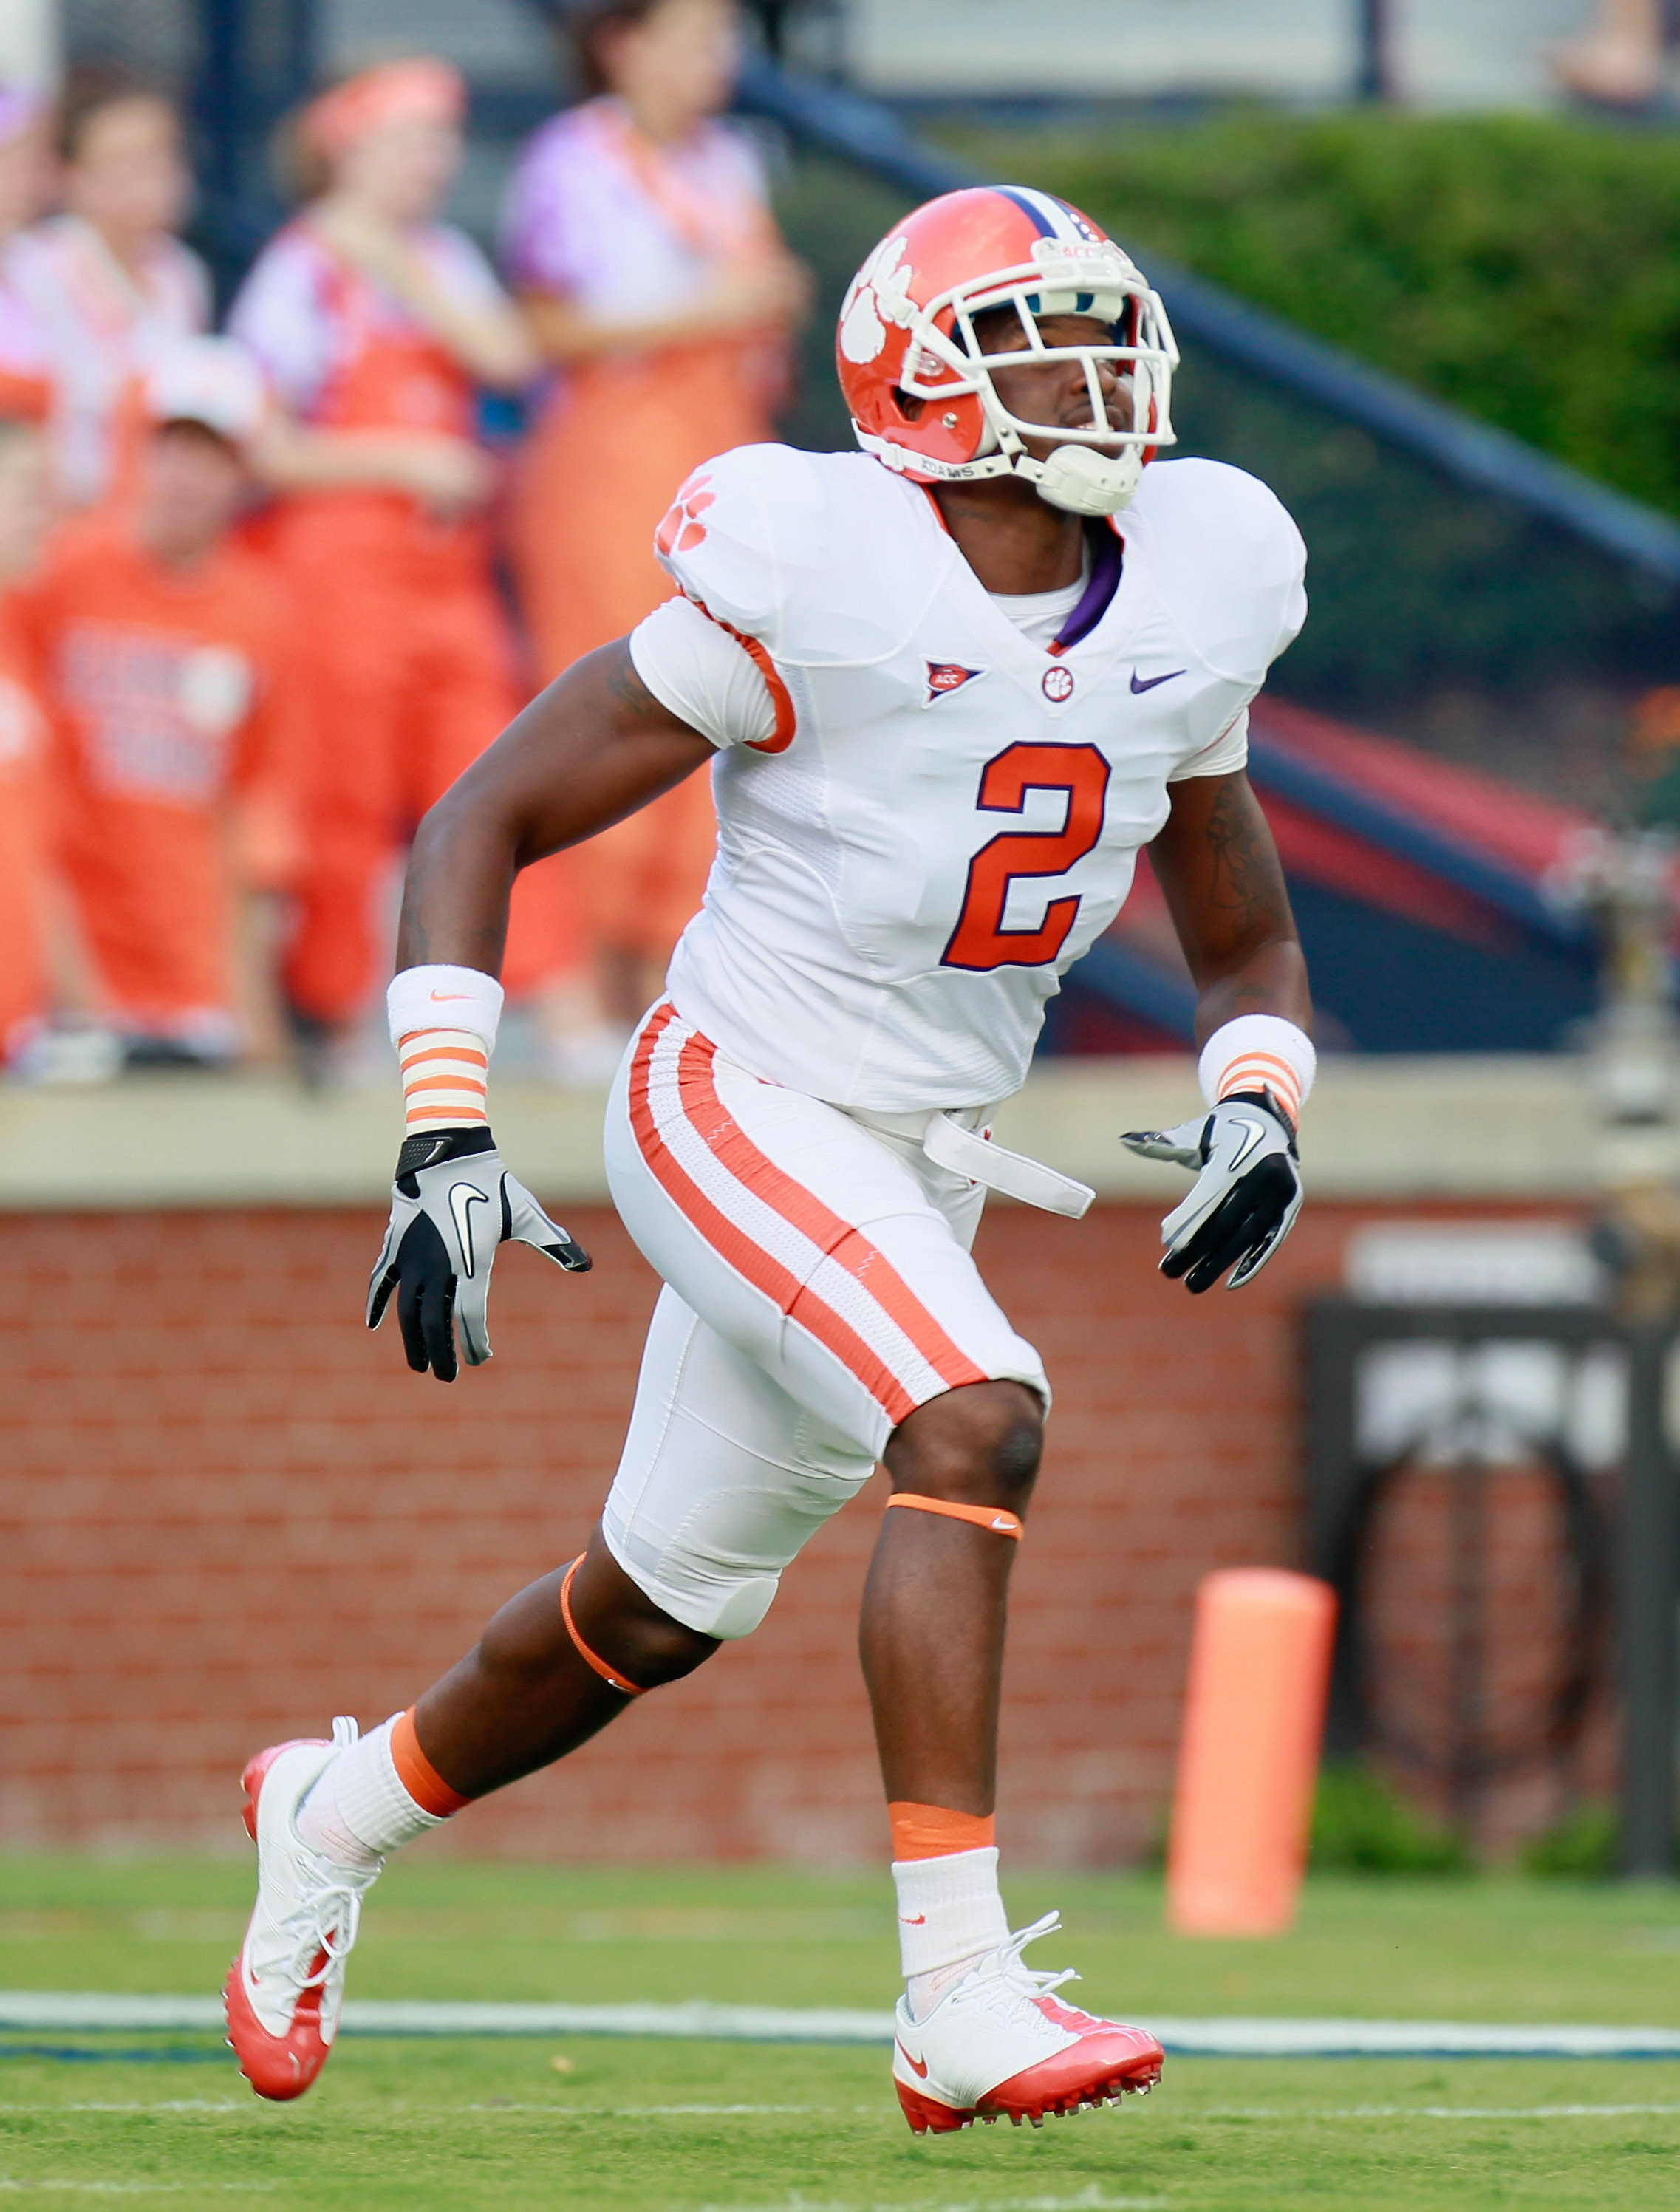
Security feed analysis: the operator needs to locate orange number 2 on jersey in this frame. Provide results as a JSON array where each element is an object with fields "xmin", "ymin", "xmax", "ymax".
[{"xmin": 943, "ymin": 742, "xmax": 1111, "ymax": 972}]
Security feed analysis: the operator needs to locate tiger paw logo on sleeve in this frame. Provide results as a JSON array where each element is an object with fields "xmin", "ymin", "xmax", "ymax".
[{"xmin": 656, "ymin": 471, "xmax": 716, "ymax": 556}]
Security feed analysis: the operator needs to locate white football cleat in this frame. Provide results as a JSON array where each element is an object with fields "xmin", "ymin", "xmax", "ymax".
[
  {"xmin": 223, "ymin": 1717, "xmax": 380, "ymax": 2101},
  {"xmin": 891, "ymin": 1911, "xmax": 1164, "ymax": 2134}
]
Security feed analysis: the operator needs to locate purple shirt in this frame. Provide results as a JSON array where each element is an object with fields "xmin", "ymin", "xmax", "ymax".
[{"xmin": 499, "ymin": 98, "xmax": 771, "ymax": 320}]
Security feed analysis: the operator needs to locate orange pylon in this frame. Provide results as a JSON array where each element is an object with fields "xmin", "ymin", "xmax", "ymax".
[{"xmin": 1167, "ymin": 1568, "xmax": 1338, "ymax": 1938}]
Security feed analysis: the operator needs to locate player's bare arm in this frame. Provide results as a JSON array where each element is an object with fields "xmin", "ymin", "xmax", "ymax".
[
  {"xmin": 1149, "ymin": 768, "xmax": 1311, "ymax": 1042},
  {"xmin": 395, "ymin": 641, "xmax": 714, "ymax": 977},
  {"xmin": 1121, "ymin": 771, "xmax": 1312, "ymax": 1294},
  {"xmin": 361, "ymin": 642, "xmax": 714, "ymax": 1385}
]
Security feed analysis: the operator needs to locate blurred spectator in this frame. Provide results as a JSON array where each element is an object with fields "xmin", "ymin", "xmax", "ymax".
[
  {"xmin": 228, "ymin": 59, "xmax": 539, "ymax": 1065},
  {"xmin": 1551, "ymin": 0, "xmax": 1676, "ymax": 108},
  {"xmin": 501, "ymin": 0, "xmax": 808, "ymax": 1079},
  {"xmin": 18, "ymin": 340, "xmax": 304, "ymax": 1072},
  {"xmin": 0, "ymin": 88, "xmax": 52, "ymax": 422},
  {"xmin": 10, "ymin": 66, "xmax": 208, "ymax": 513},
  {"xmin": 0, "ymin": 409, "xmax": 56, "ymax": 1066}
]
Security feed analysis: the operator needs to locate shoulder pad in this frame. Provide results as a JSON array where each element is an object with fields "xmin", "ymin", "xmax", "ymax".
[
  {"xmin": 655, "ymin": 446, "xmax": 945, "ymax": 666},
  {"xmin": 1131, "ymin": 458, "xmax": 1308, "ymax": 683}
]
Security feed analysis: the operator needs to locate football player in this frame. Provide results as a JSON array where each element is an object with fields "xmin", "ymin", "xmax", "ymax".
[{"xmin": 226, "ymin": 185, "xmax": 1314, "ymax": 2131}]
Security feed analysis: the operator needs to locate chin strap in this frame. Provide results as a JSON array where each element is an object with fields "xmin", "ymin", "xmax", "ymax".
[
  {"xmin": 856, "ymin": 423, "xmax": 1141, "ymax": 518},
  {"xmin": 1020, "ymin": 443, "xmax": 1144, "ymax": 516}
]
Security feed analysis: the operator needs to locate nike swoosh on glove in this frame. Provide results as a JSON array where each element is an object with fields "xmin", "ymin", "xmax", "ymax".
[
  {"xmin": 367, "ymin": 1127, "xmax": 591, "ymax": 1380},
  {"xmin": 1119, "ymin": 1090, "xmax": 1302, "ymax": 1293}
]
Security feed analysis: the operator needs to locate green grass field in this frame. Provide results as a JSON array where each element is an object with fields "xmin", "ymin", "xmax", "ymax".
[{"xmin": 3, "ymin": 1859, "xmax": 1680, "ymax": 2210}]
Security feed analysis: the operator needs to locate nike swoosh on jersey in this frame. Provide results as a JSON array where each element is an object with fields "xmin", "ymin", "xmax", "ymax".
[
  {"xmin": 896, "ymin": 2041, "xmax": 929, "ymax": 2078},
  {"xmin": 1130, "ymin": 668, "xmax": 1186, "ymax": 693},
  {"xmin": 1224, "ymin": 1115, "xmax": 1269, "ymax": 1172},
  {"xmin": 448, "ymin": 1183, "xmax": 491, "ymax": 1277},
  {"xmin": 430, "ymin": 991, "xmax": 472, "ymax": 1001}
]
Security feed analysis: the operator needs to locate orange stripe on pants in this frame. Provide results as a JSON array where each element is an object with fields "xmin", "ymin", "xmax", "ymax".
[{"xmin": 627, "ymin": 1003, "xmax": 986, "ymax": 1426}]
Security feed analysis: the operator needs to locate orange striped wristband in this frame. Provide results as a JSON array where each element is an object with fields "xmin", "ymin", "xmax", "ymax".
[{"xmin": 399, "ymin": 1027, "xmax": 489, "ymax": 1132}]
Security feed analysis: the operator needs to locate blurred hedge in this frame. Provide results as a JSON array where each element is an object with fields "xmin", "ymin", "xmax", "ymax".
[{"xmin": 959, "ymin": 112, "xmax": 1680, "ymax": 519}]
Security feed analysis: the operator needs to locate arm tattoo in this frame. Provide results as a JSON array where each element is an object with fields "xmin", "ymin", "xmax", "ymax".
[
  {"xmin": 1203, "ymin": 776, "xmax": 1291, "ymax": 928},
  {"xmin": 605, "ymin": 646, "xmax": 663, "ymax": 722}
]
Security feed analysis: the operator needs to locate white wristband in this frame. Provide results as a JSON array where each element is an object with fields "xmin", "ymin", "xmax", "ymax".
[
  {"xmin": 386, "ymin": 964, "xmax": 505, "ymax": 1052},
  {"xmin": 1198, "ymin": 1014, "xmax": 1315, "ymax": 1125}
]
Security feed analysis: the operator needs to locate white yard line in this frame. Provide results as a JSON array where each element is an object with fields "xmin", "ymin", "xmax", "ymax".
[
  {"xmin": 5, "ymin": 1993, "xmax": 1680, "ymax": 2058},
  {"xmin": 1193, "ymin": 2103, "xmax": 1680, "ymax": 2120},
  {"xmin": 688, "ymin": 2199, "xmax": 1169, "ymax": 2212},
  {"xmin": 4, "ymin": 2096, "xmax": 1680, "ymax": 2128}
]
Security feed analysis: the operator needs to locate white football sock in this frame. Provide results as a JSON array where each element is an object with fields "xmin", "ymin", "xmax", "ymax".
[
  {"xmin": 296, "ymin": 1718, "xmax": 451, "ymax": 1870},
  {"xmin": 894, "ymin": 1846, "xmax": 1011, "ymax": 2021}
]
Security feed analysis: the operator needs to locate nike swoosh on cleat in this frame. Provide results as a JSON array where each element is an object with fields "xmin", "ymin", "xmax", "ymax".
[
  {"xmin": 448, "ymin": 1183, "xmax": 490, "ymax": 1277},
  {"xmin": 899, "ymin": 1914, "xmax": 927, "ymax": 1925},
  {"xmin": 429, "ymin": 991, "xmax": 472, "ymax": 1001},
  {"xmin": 1130, "ymin": 668, "xmax": 1185, "ymax": 693},
  {"xmin": 897, "ymin": 2041, "xmax": 929, "ymax": 2078}
]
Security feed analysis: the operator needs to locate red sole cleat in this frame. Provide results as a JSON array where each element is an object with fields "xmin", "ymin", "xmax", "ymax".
[
  {"xmin": 227, "ymin": 1736, "xmax": 338, "ymax": 2101},
  {"xmin": 896, "ymin": 2045, "xmax": 1164, "ymax": 2136},
  {"xmin": 224, "ymin": 1947, "xmax": 331, "ymax": 2103}
]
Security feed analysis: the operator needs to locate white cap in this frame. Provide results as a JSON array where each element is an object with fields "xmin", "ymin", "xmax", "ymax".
[{"xmin": 143, "ymin": 338, "xmax": 267, "ymax": 450}]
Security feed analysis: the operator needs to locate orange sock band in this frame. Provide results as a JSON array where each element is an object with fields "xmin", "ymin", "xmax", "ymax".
[
  {"xmin": 886, "ymin": 1494, "xmax": 1022, "ymax": 1540},
  {"xmin": 889, "ymin": 1800, "xmax": 997, "ymax": 1860},
  {"xmin": 559, "ymin": 1557, "xmax": 647, "ymax": 1696},
  {"xmin": 390, "ymin": 1707, "xmax": 471, "ymax": 1817}
]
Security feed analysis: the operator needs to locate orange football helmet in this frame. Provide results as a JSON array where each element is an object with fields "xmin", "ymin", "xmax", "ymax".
[{"xmin": 837, "ymin": 185, "xmax": 1178, "ymax": 516}]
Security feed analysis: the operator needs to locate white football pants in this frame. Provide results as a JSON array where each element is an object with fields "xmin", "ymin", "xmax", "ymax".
[{"xmin": 598, "ymin": 1000, "xmax": 1048, "ymax": 1640}]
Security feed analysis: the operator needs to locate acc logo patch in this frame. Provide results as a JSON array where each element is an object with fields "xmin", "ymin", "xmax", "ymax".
[
  {"xmin": 1041, "ymin": 665, "xmax": 1076, "ymax": 703},
  {"xmin": 925, "ymin": 661, "xmax": 984, "ymax": 705},
  {"xmin": 656, "ymin": 470, "xmax": 715, "ymax": 556}
]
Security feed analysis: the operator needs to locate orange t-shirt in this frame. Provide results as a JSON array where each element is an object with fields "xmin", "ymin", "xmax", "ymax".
[
  {"xmin": 21, "ymin": 524, "xmax": 306, "ymax": 1026},
  {"xmin": 0, "ymin": 593, "xmax": 53, "ymax": 1054}
]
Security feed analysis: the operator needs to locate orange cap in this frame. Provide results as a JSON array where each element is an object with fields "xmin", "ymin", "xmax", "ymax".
[{"xmin": 300, "ymin": 58, "xmax": 465, "ymax": 162}]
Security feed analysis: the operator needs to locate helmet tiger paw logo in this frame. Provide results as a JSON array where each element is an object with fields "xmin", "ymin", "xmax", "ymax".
[
  {"xmin": 656, "ymin": 471, "xmax": 716, "ymax": 556},
  {"xmin": 839, "ymin": 234, "xmax": 915, "ymax": 366}
]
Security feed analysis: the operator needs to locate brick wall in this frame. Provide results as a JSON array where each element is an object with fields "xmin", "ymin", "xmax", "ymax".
[{"xmin": 0, "ymin": 1197, "xmax": 1605, "ymax": 1863}]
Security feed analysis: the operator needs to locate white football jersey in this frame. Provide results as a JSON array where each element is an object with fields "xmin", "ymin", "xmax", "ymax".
[{"xmin": 635, "ymin": 443, "xmax": 1305, "ymax": 1113}]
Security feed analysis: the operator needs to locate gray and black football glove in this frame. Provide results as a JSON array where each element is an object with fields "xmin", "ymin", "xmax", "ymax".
[
  {"xmin": 367, "ymin": 1127, "xmax": 591, "ymax": 1381},
  {"xmin": 1120, "ymin": 1090, "xmax": 1302, "ymax": 1294}
]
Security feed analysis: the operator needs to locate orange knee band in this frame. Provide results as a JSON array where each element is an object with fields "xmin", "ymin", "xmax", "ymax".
[
  {"xmin": 390, "ymin": 1707, "xmax": 472, "ymax": 1817},
  {"xmin": 559, "ymin": 1556, "xmax": 647, "ymax": 1697},
  {"xmin": 886, "ymin": 1494, "xmax": 1023, "ymax": 1540},
  {"xmin": 889, "ymin": 1800, "xmax": 997, "ymax": 1860}
]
